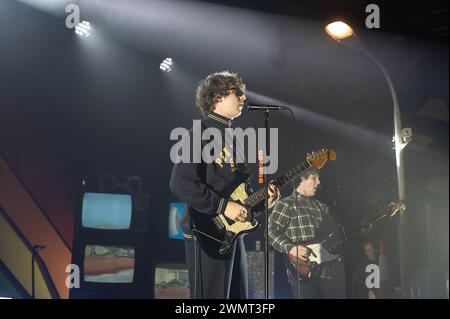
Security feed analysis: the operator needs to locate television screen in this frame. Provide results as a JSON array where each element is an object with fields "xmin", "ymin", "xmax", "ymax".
[
  {"xmin": 154, "ymin": 264, "xmax": 190, "ymax": 299},
  {"xmin": 83, "ymin": 245, "xmax": 135, "ymax": 283},
  {"xmin": 168, "ymin": 202, "xmax": 187, "ymax": 240},
  {"xmin": 82, "ymin": 192, "xmax": 132, "ymax": 230}
]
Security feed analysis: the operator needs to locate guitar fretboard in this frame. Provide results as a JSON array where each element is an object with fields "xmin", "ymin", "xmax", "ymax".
[
  {"xmin": 325, "ymin": 204, "xmax": 402, "ymax": 250},
  {"xmin": 244, "ymin": 160, "xmax": 312, "ymax": 208}
]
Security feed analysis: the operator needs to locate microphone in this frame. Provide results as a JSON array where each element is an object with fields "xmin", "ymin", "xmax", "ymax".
[{"xmin": 246, "ymin": 103, "xmax": 288, "ymax": 111}]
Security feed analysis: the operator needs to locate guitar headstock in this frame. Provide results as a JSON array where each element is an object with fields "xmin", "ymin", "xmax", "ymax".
[
  {"xmin": 307, "ymin": 149, "xmax": 337, "ymax": 169},
  {"xmin": 387, "ymin": 201, "xmax": 406, "ymax": 217}
]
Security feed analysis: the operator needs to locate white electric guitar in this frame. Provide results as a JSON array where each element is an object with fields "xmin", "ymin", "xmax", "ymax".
[{"xmin": 287, "ymin": 201, "xmax": 406, "ymax": 280}]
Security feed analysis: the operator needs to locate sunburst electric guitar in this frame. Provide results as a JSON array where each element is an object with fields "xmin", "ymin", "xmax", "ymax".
[{"xmin": 189, "ymin": 149, "xmax": 337, "ymax": 258}]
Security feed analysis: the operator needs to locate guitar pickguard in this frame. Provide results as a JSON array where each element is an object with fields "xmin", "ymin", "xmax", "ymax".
[
  {"xmin": 230, "ymin": 183, "xmax": 248, "ymax": 203},
  {"xmin": 216, "ymin": 183, "xmax": 258, "ymax": 235},
  {"xmin": 217, "ymin": 214, "xmax": 256, "ymax": 235},
  {"xmin": 306, "ymin": 243, "xmax": 340, "ymax": 264}
]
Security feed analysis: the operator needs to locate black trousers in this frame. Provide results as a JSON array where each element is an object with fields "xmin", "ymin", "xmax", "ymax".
[
  {"xmin": 184, "ymin": 236, "xmax": 248, "ymax": 299},
  {"xmin": 287, "ymin": 260, "xmax": 346, "ymax": 299}
]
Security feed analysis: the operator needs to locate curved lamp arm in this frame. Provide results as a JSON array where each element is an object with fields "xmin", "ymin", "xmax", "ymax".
[{"xmin": 359, "ymin": 46, "xmax": 406, "ymax": 203}]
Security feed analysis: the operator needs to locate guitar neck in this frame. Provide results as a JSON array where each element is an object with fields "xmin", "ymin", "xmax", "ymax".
[
  {"xmin": 244, "ymin": 160, "xmax": 312, "ymax": 208},
  {"xmin": 328, "ymin": 211, "xmax": 392, "ymax": 249},
  {"xmin": 348, "ymin": 212, "xmax": 390, "ymax": 239}
]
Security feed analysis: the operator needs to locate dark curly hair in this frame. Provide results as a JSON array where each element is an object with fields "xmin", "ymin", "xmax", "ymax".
[
  {"xmin": 196, "ymin": 71, "xmax": 245, "ymax": 117},
  {"xmin": 293, "ymin": 167, "xmax": 320, "ymax": 188}
]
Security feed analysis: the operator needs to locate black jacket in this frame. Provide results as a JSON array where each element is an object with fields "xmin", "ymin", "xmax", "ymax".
[{"xmin": 169, "ymin": 112, "xmax": 249, "ymax": 235}]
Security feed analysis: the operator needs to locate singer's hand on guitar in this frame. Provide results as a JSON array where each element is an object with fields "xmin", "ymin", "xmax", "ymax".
[
  {"xmin": 268, "ymin": 182, "xmax": 280, "ymax": 208},
  {"xmin": 288, "ymin": 245, "xmax": 310, "ymax": 262},
  {"xmin": 224, "ymin": 201, "xmax": 248, "ymax": 222}
]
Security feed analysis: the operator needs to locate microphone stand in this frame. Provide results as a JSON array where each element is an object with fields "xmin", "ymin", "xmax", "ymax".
[
  {"xmin": 248, "ymin": 104, "xmax": 285, "ymax": 299},
  {"xmin": 264, "ymin": 110, "xmax": 270, "ymax": 299}
]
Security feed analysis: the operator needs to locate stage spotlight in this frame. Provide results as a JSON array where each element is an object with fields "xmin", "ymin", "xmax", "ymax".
[
  {"xmin": 324, "ymin": 21, "xmax": 354, "ymax": 41},
  {"xmin": 160, "ymin": 58, "xmax": 173, "ymax": 72},
  {"xmin": 75, "ymin": 21, "xmax": 91, "ymax": 37}
]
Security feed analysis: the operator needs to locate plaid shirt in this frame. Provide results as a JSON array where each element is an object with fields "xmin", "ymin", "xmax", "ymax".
[
  {"xmin": 268, "ymin": 190, "xmax": 337, "ymax": 279},
  {"xmin": 268, "ymin": 191, "xmax": 331, "ymax": 254}
]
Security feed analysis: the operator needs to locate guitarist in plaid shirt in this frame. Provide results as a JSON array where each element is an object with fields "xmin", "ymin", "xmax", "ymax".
[{"xmin": 268, "ymin": 167, "xmax": 346, "ymax": 298}]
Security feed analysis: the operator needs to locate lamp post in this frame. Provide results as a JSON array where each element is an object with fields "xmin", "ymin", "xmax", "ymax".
[{"xmin": 325, "ymin": 21, "xmax": 409, "ymax": 298}]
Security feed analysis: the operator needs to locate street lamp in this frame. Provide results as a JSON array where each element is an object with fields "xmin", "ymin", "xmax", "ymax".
[
  {"xmin": 325, "ymin": 21, "xmax": 410, "ymax": 298},
  {"xmin": 325, "ymin": 21, "xmax": 355, "ymax": 41}
]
